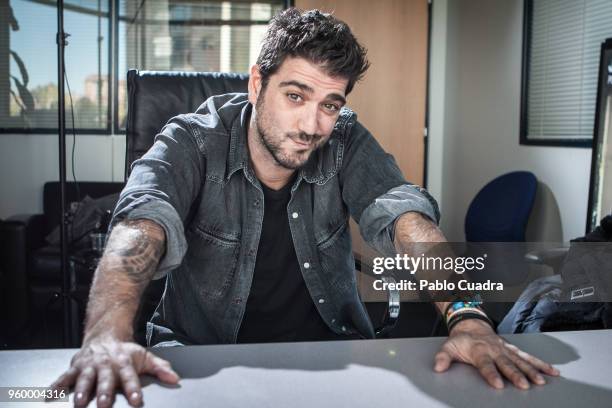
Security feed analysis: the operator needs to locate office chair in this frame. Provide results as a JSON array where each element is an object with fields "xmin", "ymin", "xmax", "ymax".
[
  {"xmin": 464, "ymin": 171, "xmax": 538, "ymax": 324},
  {"xmin": 465, "ymin": 171, "xmax": 537, "ymax": 242},
  {"xmin": 125, "ymin": 70, "xmax": 249, "ymax": 344}
]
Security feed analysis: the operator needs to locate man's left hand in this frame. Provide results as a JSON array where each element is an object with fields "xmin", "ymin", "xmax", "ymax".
[{"xmin": 433, "ymin": 318, "xmax": 560, "ymax": 389}]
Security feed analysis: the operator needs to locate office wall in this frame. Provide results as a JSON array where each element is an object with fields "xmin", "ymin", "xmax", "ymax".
[
  {"xmin": 296, "ymin": 0, "xmax": 429, "ymax": 185},
  {"xmin": 428, "ymin": 0, "xmax": 592, "ymax": 242},
  {"xmin": 427, "ymin": 0, "xmax": 448, "ymax": 218},
  {"xmin": 0, "ymin": 134, "xmax": 125, "ymax": 218}
]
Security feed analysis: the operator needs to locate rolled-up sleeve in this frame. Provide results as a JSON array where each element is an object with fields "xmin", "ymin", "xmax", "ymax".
[
  {"xmin": 339, "ymin": 119, "xmax": 440, "ymax": 257},
  {"xmin": 110, "ymin": 115, "xmax": 204, "ymax": 279},
  {"xmin": 360, "ymin": 185, "xmax": 440, "ymax": 257}
]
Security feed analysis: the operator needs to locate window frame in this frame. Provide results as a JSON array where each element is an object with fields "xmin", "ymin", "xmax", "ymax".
[
  {"xmin": 1, "ymin": 0, "xmax": 291, "ymax": 135},
  {"xmin": 0, "ymin": 0, "xmax": 114, "ymax": 134},
  {"xmin": 519, "ymin": 0, "xmax": 594, "ymax": 148}
]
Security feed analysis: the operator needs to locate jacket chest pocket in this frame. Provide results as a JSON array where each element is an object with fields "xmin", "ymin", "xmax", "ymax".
[
  {"xmin": 316, "ymin": 221, "xmax": 356, "ymax": 292},
  {"xmin": 184, "ymin": 224, "xmax": 241, "ymax": 299}
]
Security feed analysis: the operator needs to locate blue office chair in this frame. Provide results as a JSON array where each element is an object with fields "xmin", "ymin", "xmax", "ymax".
[
  {"xmin": 463, "ymin": 171, "xmax": 537, "ymax": 325},
  {"xmin": 465, "ymin": 171, "xmax": 537, "ymax": 242}
]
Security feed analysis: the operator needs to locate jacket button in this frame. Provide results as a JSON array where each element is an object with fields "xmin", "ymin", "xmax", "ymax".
[
  {"xmin": 292, "ymin": 212, "xmax": 299, "ymax": 219},
  {"xmin": 303, "ymin": 262, "xmax": 310, "ymax": 269},
  {"xmin": 318, "ymin": 298, "xmax": 325, "ymax": 304}
]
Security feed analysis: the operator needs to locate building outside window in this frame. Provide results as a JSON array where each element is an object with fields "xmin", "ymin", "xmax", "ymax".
[{"xmin": 0, "ymin": 0, "xmax": 285, "ymax": 134}]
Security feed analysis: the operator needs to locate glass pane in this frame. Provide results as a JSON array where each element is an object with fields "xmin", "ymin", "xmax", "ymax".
[
  {"xmin": 65, "ymin": 0, "xmax": 110, "ymax": 130},
  {"xmin": 0, "ymin": 0, "xmax": 110, "ymax": 131},
  {"xmin": 590, "ymin": 49, "xmax": 612, "ymax": 229},
  {"xmin": 117, "ymin": 0, "xmax": 283, "ymax": 129},
  {"xmin": 525, "ymin": 0, "xmax": 612, "ymax": 142}
]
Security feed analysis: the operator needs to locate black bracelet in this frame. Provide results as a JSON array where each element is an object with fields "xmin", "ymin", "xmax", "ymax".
[
  {"xmin": 447, "ymin": 312, "xmax": 494, "ymax": 334},
  {"xmin": 444, "ymin": 300, "xmax": 483, "ymax": 324}
]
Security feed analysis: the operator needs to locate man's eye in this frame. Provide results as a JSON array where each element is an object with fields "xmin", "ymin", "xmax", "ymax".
[
  {"xmin": 287, "ymin": 93, "xmax": 302, "ymax": 102},
  {"xmin": 324, "ymin": 103, "xmax": 339, "ymax": 112}
]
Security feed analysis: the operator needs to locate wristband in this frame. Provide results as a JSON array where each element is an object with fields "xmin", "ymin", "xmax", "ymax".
[
  {"xmin": 444, "ymin": 300, "xmax": 493, "ymax": 331},
  {"xmin": 447, "ymin": 312, "xmax": 494, "ymax": 333},
  {"xmin": 444, "ymin": 300, "xmax": 483, "ymax": 323}
]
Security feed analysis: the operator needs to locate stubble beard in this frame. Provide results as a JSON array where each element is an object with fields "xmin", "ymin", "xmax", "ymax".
[{"xmin": 254, "ymin": 92, "xmax": 324, "ymax": 170}]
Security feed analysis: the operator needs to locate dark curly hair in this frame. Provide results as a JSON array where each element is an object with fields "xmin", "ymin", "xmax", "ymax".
[{"xmin": 256, "ymin": 8, "xmax": 370, "ymax": 95}]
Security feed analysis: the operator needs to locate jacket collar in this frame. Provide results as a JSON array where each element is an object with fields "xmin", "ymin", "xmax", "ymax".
[{"xmin": 226, "ymin": 101, "xmax": 252, "ymax": 181}]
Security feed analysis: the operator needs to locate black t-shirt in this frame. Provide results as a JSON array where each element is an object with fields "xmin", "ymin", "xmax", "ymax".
[{"xmin": 237, "ymin": 177, "xmax": 343, "ymax": 343}]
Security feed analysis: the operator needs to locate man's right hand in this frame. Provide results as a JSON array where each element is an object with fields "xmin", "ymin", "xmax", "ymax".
[
  {"xmin": 49, "ymin": 219, "xmax": 173, "ymax": 406},
  {"xmin": 49, "ymin": 336, "xmax": 180, "ymax": 407}
]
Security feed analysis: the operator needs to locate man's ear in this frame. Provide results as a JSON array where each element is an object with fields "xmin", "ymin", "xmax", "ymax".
[{"xmin": 248, "ymin": 64, "xmax": 262, "ymax": 105}]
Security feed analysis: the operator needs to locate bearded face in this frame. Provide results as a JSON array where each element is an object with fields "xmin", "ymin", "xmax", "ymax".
[
  {"xmin": 249, "ymin": 57, "xmax": 348, "ymax": 170},
  {"xmin": 254, "ymin": 90, "xmax": 327, "ymax": 170}
]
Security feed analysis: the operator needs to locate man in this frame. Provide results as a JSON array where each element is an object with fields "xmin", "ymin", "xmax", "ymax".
[{"xmin": 51, "ymin": 8, "xmax": 559, "ymax": 408}]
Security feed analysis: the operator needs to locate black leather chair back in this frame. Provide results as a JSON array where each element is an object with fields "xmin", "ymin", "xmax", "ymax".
[
  {"xmin": 125, "ymin": 69, "xmax": 248, "ymax": 345},
  {"xmin": 125, "ymin": 69, "xmax": 249, "ymax": 179}
]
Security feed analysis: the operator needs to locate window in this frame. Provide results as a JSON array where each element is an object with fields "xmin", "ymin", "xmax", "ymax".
[
  {"xmin": 520, "ymin": 0, "xmax": 612, "ymax": 146},
  {"xmin": 0, "ymin": 0, "xmax": 285, "ymax": 134},
  {"xmin": 117, "ymin": 0, "xmax": 284, "ymax": 130},
  {"xmin": 1, "ymin": 0, "xmax": 111, "ymax": 133}
]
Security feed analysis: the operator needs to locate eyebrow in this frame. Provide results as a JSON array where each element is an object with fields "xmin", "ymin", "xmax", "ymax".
[{"xmin": 278, "ymin": 80, "xmax": 347, "ymax": 106}]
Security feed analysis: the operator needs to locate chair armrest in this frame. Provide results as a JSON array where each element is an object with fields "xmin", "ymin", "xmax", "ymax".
[
  {"xmin": 374, "ymin": 276, "xmax": 400, "ymax": 337},
  {"xmin": 355, "ymin": 257, "xmax": 401, "ymax": 338},
  {"xmin": 524, "ymin": 247, "xmax": 569, "ymax": 273}
]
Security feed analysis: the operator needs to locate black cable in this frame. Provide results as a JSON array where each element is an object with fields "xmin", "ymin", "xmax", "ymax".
[
  {"xmin": 63, "ymin": 63, "xmax": 80, "ymax": 246},
  {"xmin": 127, "ymin": 0, "xmax": 147, "ymax": 31},
  {"xmin": 63, "ymin": 64, "xmax": 79, "ymax": 201}
]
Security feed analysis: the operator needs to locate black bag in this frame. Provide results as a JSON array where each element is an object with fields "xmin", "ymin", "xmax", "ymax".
[
  {"xmin": 499, "ymin": 215, "xmax": 612, "ymax": 333},
  {"xmin": 46, "ymin": 193, "xmax": 118, "ymax": 249},
  {"xmin": 540, "ymin": 215, "xmax": 612, "ymax": 331}
]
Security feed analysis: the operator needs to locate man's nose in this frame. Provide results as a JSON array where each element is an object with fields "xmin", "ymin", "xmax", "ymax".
[{"xmin": 298, "ymin": 104, "xmax": 320, "ymax": 136}]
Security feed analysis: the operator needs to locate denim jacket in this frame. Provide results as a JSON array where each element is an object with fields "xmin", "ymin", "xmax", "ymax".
[{"xmin": 111, "ymin": 93, "xmax": 440, "ymax": 346}]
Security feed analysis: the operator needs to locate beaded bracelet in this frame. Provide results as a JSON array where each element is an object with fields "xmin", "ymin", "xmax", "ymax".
[
  {"xmin": 447, "ymin": 312, "xmax": 494, "ymax": 333},
  {"xmin": 444, "ymin": 300, "xmax": 493, "ymax": 332},
  {"xmin": 444, "ymin": 300, "xmax": 483, "ymax": 322}
]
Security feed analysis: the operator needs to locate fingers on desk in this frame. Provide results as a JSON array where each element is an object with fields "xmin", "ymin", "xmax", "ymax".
[
  {"xmin": 96, "ymin": 366, "xmax": 117, "ymax": 407},
  {"xmin": 494, "ymin": 354, "xmax": 530, "ymax": 389},
  {"xmin": 47, "ymin": 354, "xmax": 178, "ymax": 407},
  {"xmin": 141, "ymin": 352, "xmax": 180, "ymax": 384},
  {"xmin": 485, "ymin": 342, "xmax": 561, "ymax": 390},
  {"xmin": 46, "ymin": 366, "xmax": 79, "ymax": 402},
  {"xmin": 475, "ymin": 355, "xmax": 504, "ymax": 389},
  {"xmin": 49, "ymin": 360, "xmax": 145, "ymax": 407},
  {"xmin": 49, "ymin": 366, "xmax": 79, "ymax": 391},
  {"xmin": 505, "ymin": 343, "xmax": 560, "ymax": 376},
  {"xmin": 74, "ymin": 365, "xmax": 97, "ymax": 407},
  {"xmin": 118, "ymin": 361, "xmax": 144, "ymax": 406},
  {"xmin": 505, "ymin": 351, "xmax": 546, "ymax": 385},
  {"xmin": 433, "ymin": 350, "xmax": 453, "ymax": 372}
]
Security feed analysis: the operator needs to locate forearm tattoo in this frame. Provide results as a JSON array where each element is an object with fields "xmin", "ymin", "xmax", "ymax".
[
  {"xmin": 82, "ymin": 219, "xmax": 165, "ymax": 338},
  {"xmin": 102, "ymin": 219, "xmax": 165, "ymax": 284}
]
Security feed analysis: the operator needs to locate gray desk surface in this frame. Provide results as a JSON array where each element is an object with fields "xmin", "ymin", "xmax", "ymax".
[{"xmin": 1, "ymin": 329, "xmax": 611, "ymax": 408}]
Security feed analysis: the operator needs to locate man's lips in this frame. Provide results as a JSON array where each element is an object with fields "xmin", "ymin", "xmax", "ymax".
[{"xmin": 289, "ymin": 137, "xmax": 312, "ymax": 148}]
